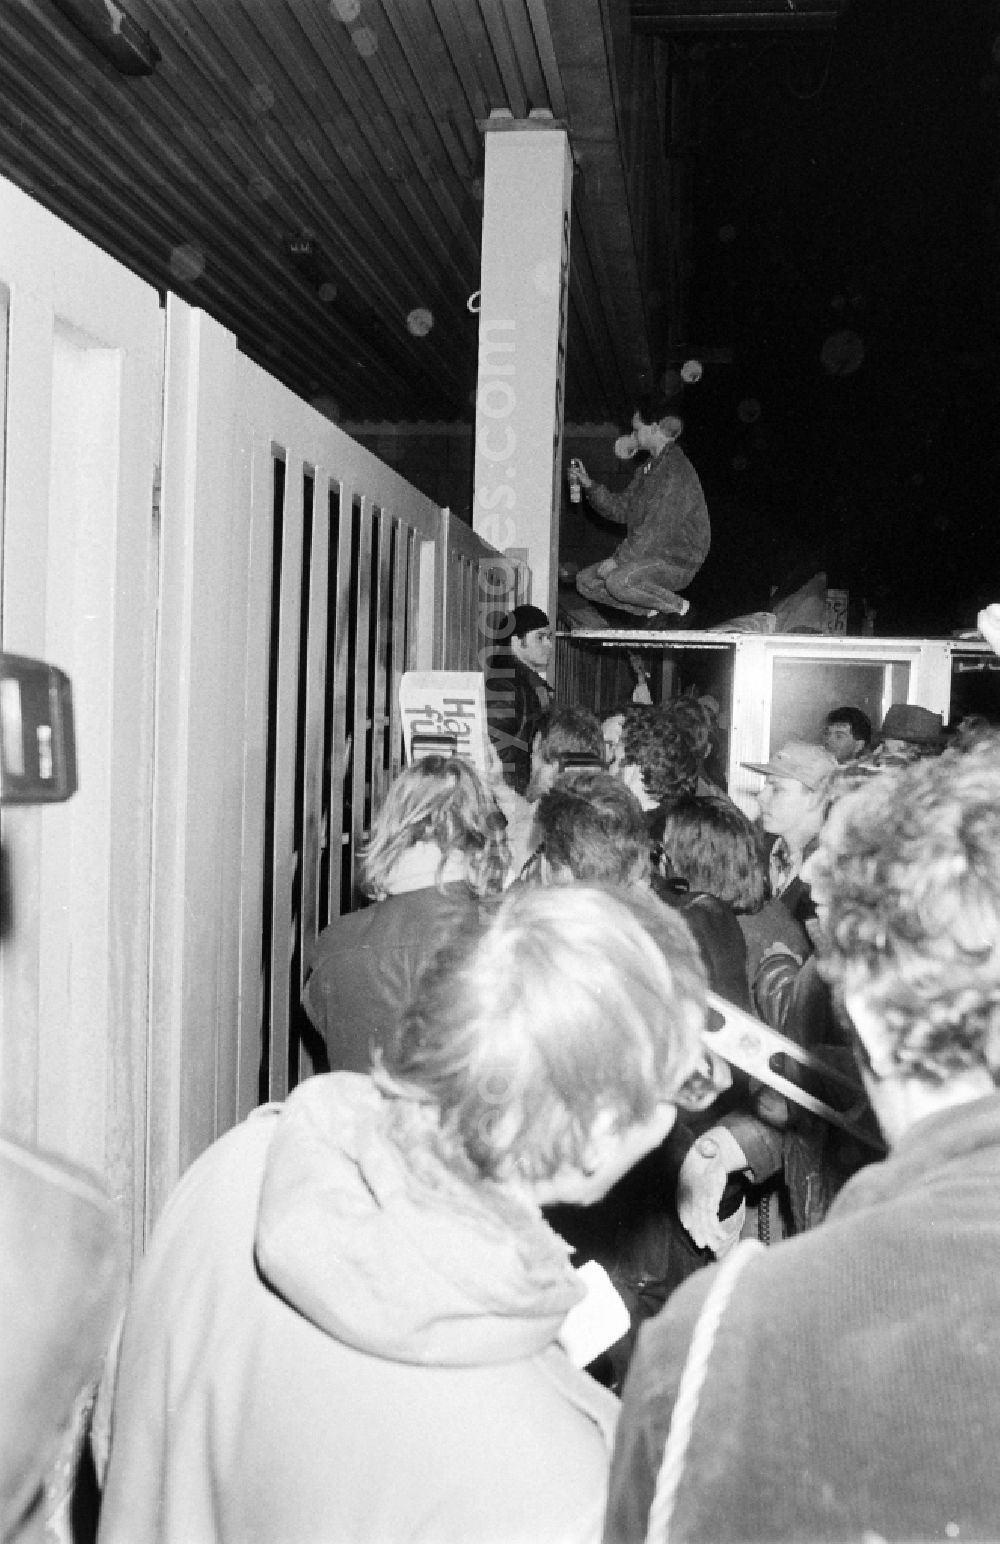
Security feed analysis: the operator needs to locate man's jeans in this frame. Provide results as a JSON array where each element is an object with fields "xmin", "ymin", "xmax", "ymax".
[{"xmin": 576, "ymin": 554, "xmax": 694, "ymax": 616}]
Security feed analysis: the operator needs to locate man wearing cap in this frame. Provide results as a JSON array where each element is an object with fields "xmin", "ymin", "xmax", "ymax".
[
  {"xmin": 742, "ymin": 742, "xmax": 837, "ymax": 932},
  {"xmin": 484, "ymin": 604, "xmax": 553, "ymax": 795},
  {"xmin": 867, "ymin": 703, "xmax": 946, "ymax": 769},
  {"xmin": 571, "ymin": 413, "xmax": 710, "ymax": 623}
]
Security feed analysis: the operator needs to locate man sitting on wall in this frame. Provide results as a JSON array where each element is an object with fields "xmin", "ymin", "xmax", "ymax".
[
  {"xmin": 605, "ymin": 733, "xmax": 1000, "ymax": 1544},
  {"xmin": 98, "ymin": 884, "xmax": 730, "ymax": 1544},
  {"xmin": 570, "ymin": 413, "xmax": 710, "ymax": 623}
]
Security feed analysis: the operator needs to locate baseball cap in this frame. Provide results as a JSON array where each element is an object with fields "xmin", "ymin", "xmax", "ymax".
[{"xmin": 742, "ymin": 741, "xmax": 838, "ymax": 790}]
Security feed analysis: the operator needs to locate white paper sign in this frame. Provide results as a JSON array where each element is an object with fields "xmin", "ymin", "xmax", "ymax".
[
  {"xmin": 399, "ymin": 671, "xmax": 489, "ymax": 776},
  {"xmin": 557, "ymin": 1260, "xmax": 631, "ymax": 1369}
]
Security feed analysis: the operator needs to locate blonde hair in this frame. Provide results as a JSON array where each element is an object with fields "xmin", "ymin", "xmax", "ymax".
[
  {"xmin": 360, "ymin": 756, "xmax": 509, "ymax": 900},
  {"xmin": 378, "ymin": 884, "xmax": 706, "ymax": 1183},
  {"xmin": 815, "ymin": 736, "xmax": 1000, "ymax": 1083}
]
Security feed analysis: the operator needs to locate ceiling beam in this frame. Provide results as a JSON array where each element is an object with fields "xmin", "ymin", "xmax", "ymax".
[{"xmin": 631, "ymin": 1, "xmax": 848, "ymax": 33}]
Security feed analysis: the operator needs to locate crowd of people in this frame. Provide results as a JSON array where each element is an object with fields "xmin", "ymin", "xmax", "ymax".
[{"xmin": 61, "ymin": 603, "xmax": 1000, "ymax": 1543}]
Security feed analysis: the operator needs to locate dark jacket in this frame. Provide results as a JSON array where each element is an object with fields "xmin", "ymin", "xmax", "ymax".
[
  {"xmin": 652, "ymin": 877, "xmax": 751, "ymax": 1014},
  {"xmin": 605, "ymin": 1094, "xmax": 1000, "ymax": 1544},
  {"xmin": 768, "ymin": 834, "xmax": 820, "ymax": 935},
  {"xmin": 753, "ymin": 950, "xmax": 877, "ymax": 1230},
  {"xmin": 547, "ymin": 884, "xmax": 750, "ymax": 1390},
  {"xmin": 302, "ymin": 885, "xmax": 479, "ymax": 1072},
  {"xmin": 737, "ymin": 898, "xmax": 810, "ymax": 992},
  {"xmin": 484, "ymin": 649, "xmax": 551, "ymax": 794}
]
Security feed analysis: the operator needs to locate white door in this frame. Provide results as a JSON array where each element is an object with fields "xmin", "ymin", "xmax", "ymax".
[
  {"xmin": 0, "ymin": 176, "xmax": 163, "ymax": 1264},
  {"xmin": 147, "ymin": 298, "xmax": 445, "ymax": 1226}
]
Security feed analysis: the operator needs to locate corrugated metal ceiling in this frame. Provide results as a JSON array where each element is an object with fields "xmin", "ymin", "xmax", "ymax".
[
  {"xmin": 0, "ymin": 0, "xmax": 665, "ymax": 424},
  {"xmin": 0, "ymin": 0, "xmax": 848, "ymax": 424}
]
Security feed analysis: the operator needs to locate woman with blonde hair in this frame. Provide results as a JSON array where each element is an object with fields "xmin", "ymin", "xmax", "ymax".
[{"xmin": 302, "ymin": 755, "xmax": 509, "ymax": 1073}]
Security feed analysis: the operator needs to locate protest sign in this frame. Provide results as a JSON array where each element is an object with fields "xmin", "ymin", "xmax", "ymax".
[{"xmin": 398, "ymin": 672, "xmax": 489, "ymax": 775}]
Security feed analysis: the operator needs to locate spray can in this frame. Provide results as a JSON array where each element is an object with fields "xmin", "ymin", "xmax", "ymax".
[{"xmin": 568, "ymin": 459, "xmax": 583, "ymax": 503}]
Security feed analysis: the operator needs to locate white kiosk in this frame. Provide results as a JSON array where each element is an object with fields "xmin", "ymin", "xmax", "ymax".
[{"xmin": 555, "ymin": 628, "xmax": 999, "ymax": 816}]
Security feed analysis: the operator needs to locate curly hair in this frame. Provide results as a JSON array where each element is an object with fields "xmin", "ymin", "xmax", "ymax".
[
  {"xmin": 812, "ymin": 735, "xmax": 1000, "ymax": 1084},
  {"xmin": 655, "ymin": 795, "xmax": 766, "ymax": 913},
  {"xmin": 533, "ymin": 770, "xmax": 650, "ymax": 886},
  {"xmin": 621, "ymin": 706, "xmax": 700, "ymax": 804},
  {"xmin": 360, "ymin": 756, "xmax": 509, "ymax": 900},
  {"xmin": 663, "ymin": 695, "xmax": 718, "ymax": 768},
  {"xmin": 378, "ymin": 884, "xmax": 706, "ymax": 1184}
]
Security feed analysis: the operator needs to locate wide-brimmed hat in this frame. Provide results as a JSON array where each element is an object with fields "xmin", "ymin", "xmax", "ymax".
[
  {"xmin": 877, "ymin": 704, "xmax": 945, "ymax": 746},
  {"xmin": 742, "ymin": 741, "xmax": 838, "ymax": 790}
]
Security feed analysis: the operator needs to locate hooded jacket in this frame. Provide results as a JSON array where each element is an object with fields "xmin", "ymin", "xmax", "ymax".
[{"xmin": 98, "ymin": 1074, "xmax": 618, "ymax": 1544}]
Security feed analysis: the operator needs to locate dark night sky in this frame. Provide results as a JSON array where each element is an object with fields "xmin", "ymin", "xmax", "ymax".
[{"xmin": 670, "ymin": 0, "xmax": 1000, "ymax": 634}]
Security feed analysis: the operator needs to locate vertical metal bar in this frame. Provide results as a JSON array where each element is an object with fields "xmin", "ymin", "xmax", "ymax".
[
  {"xmin": 326, "ymin": 481, "xmax": 352, "ymax": 924},
  {"xmin": 351, "ymin": 495, "xmax": 373, "ymax": 906},
  {"xmin": 370, "ymin": 506, "xmax": 392, "ymax": 818},
  {"xmin": 389, "ymin": 518, "xmax": 408, "ymax": 778},
  {"xmin": 287, "ymin": 467, "xmax": 317, "ymax": 1092}
]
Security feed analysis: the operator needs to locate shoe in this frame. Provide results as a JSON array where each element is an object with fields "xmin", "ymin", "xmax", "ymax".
[{"xmin": 638, "ymin": 605, "xmax": 695, "ymax": 631}]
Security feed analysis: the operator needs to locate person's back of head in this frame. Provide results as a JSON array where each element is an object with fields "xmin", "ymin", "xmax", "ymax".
[
  {"xmin": 360, "ymin": 755, "xmax": 509, "ymax": 899},
  {"xmin": 619, "ymin": 706, "xmax": 700, "ymax": 810},
  {"xmin": 532, "ymin": 770, "xmax": 650, "ymax": 887},
  {"xmin": 812, "ymin": 732, "xmax": 1000, "ymax": 1090},
  {"xmin": 379, "ymin": 883, "xmax": 714, "ymax": 1200},
  {"xmin": 532, "ymin": 705, "xmax": 604, "ymax": 765},
  {"xmin": 527, "ymin": 706, "xmax": 604, "ymax": 800},
  {"xmin": 655, "ymin": 795, "xmax": 766, "ymax": 913},
  {"xmin": 662, "ymin": 694, "xmax": 718, "ymax": 771}
]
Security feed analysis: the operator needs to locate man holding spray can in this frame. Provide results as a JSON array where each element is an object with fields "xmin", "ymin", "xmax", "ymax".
[{"xmin": 570, "ymin": 412, "xmax": 710, "ymax": 623}]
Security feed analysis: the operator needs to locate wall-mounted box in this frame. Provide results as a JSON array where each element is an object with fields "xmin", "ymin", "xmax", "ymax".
[{"xmin": 555, "ymin": 628, "xmax": 997, "ymax": 817}]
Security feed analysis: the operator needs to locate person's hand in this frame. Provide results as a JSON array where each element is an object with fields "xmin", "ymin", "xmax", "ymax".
[
  {"xmin": 483, "ymin": 737, "xmax": 505, "ymax": 791},
  {"xmin": 676, "ymin": 1127, "xmax": 748, "ymax": 1256},
  {"xmin": 978, "ymin": 603, "xmax": 1000, "ymax": 657},
  {"xmin": 760, "ymin": 941, "xmax": 803, "ymax": 965},
  {"xmin": 569, "ymin": 458, "xmax": 593, "ymax": 491},
  {"xmin": 628, "ymin": 652, "xmax": 653, "ymax": 706},
  {"xmin": 751, "ymin": 1084, "xmax": 791, "ymax": 1129}
]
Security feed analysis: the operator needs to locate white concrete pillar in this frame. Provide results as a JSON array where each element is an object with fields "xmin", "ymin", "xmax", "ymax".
[{"xmin": 472, "ymin": 116, "xmax": 572, "ymax": 624}]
